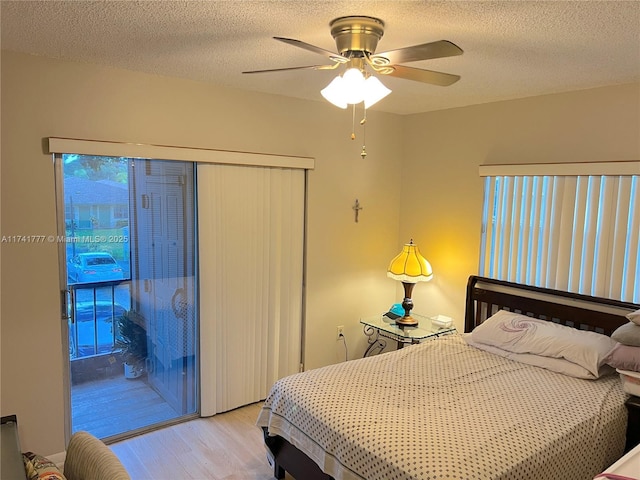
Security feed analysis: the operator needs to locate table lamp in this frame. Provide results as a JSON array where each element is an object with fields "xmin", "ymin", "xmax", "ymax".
[{"xmin": 387, "ymin": 239, "xmax": 433, "ymax": 326}]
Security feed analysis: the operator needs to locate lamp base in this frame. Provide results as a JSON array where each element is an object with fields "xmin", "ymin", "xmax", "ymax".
[
  {"xmin": 397, "ymin": 286, "xmax": 417, "ymax": 327},
  {"xmin": 395, "ymin": 315, "xmax": 418, "ymax": 327}
]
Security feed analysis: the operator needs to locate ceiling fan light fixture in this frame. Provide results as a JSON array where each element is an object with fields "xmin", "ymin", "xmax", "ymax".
[
  {"xmin": 341, "ymin": 67, "xmax": 366, "ymax": 104},
  {"xmin": 321, "ymin": 76, "xmax": 348, "ymax": 108},
  {"xmin": 363, "ymin": 75, "xmax": 391, "ymax": 108},
  {"xmin": 321, "ymin": 67, "xmax": 366, "ymax": 107},
  {"xmin": 322, "ymin": 67, "xmax": 391, "ymax": 109}
]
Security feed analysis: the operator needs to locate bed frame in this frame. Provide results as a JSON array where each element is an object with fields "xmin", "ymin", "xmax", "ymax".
[
  {"xmin": 263, "ymin": 275, "xmax": 640, "ymax": 480},
  {"xmin": 464, "ymin": 276, "xmax": 636, "ymax": 335}
]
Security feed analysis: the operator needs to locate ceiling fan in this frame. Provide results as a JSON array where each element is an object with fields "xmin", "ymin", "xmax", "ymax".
[{"xmin": 243, "ymin": 15, "xmax": 463, "ymax": 88}]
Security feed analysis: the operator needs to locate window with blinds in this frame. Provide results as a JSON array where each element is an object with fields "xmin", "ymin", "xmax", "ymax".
[{"xmin": 479, "ymin": 168, "xmax": 639, "ymax": 304}]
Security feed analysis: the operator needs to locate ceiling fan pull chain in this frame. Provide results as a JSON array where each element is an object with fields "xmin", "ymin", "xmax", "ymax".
[
  {"xmin": 351, "ymin": 104, "xmax": 356, "ymax": 140},
  {"xmin": 360, "ymin": 107, "xmax": 367, "ymax": 159}
]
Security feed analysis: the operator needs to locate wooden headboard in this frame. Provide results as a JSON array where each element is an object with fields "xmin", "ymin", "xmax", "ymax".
[{"xmin": 464, "ymin": 275, "xmax": 638, "ymax": 336}]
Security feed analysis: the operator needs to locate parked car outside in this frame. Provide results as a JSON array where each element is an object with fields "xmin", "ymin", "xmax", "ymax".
[
  {"xmin": 68, "ymin": 252, "xmax": 124, "ymax": 284},
  {"xmin": 70, "ymin": 301, "xmax": 126, "ymax": 358}
]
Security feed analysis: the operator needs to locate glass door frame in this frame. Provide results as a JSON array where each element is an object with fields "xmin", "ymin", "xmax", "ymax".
[
  {"xmin": 53, "ymin": 153, "xmax": 201, "ymax": 443},
  {"xmin": 53, "ymin": 153, "xmax": 74, "ymax": 444}
]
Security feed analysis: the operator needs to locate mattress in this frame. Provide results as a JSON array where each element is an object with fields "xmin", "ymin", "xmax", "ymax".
[{"xmin": 257, "ymin": 334, "xmax": 628, "ymax": 480}]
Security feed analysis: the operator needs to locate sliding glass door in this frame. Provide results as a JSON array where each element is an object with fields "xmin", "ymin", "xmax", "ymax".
[
  {"xmin": 50, "ymin": 137, "xmax": 312, "ymax": 443},
  {"xmin": 131, "ymin": 159, "xmax": 197, "ymax": 415},
  {"xmin": 56, "ymin": 154, "xmax": 198, "ymax": 440}
]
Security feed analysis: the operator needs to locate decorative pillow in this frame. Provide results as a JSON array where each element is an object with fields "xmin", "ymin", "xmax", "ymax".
[
  {"xmin": 626, "ymin": 308, "xmax": 640, "ymax": 326},
  {"xmin": 611, "ymin": 321, "xmax": 640, "ymax": 347},
  {"xmin": 471, "ymin": 309, "xmax": 618, "ymax": 378},
  {"xmin": 461, "ymin": 333, "xmax": 608, "ymax": 379},
  {"xmin": 22, "ymin": 452, "xmax": 67, "ymax": 480},
  {"xmin": 603, "ymin": 343, "xmax": 640, "ymax": 372}
]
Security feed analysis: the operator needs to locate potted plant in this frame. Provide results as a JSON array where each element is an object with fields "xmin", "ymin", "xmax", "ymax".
[{"xmin": 114, "ymin": 310, "xmax": 147, "ymax": 379}]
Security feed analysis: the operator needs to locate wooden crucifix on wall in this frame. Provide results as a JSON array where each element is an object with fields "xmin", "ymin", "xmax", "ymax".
[{"xmin": 353, "ymin": 199, "xmax": 363, "ymax": 223}]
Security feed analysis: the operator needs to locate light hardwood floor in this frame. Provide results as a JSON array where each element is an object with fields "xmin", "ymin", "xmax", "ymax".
[{"xmin": 110, "ymin": 402, "xmax": 293, "ymax": 480}]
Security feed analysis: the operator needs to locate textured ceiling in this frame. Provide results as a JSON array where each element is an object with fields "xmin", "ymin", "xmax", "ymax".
[{"xmin": 1, "ymin": 1, "xmax": 639, "ymax": 115}]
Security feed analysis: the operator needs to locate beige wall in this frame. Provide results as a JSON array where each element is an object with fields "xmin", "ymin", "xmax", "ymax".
[
  {"xmin": 400, "ymin": 83, "xmax": 640, "ymax": 329},
  {"xmin": 2, "ymin": 50, "xmax": 638, "ymax": 455}
]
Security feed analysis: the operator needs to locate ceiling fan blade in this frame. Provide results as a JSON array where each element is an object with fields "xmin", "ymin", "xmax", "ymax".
[
  {"xmin": 274, "ymin": 37, "xmax": 346, "ymax": 62},
  {"xmin": 386, "ymin": 65, "xmax": 460, "ymax": 86},
  {"xmin": 373, "ymin": 40, "xmax": 463, "ymax": 65},
  {"xmin": 242, "ymin": 65, "xmax": 330, "ymax": 74}
]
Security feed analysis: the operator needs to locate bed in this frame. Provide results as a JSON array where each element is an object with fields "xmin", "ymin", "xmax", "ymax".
[{"xmin": 257, "ymin": 275, "xmax": 640, "ymax": 480}]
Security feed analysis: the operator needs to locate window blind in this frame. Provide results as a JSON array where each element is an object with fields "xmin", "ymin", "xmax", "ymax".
[
  {"xmin": 479, "ymin": 174, "xmax": 639, "ymax": 303},
  {"xmin": 198, "ymin": 163, "xmax": 305, "ymax": 415}
]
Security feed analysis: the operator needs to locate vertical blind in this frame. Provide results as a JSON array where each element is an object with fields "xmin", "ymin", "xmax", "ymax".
[
  {"xmin": 198, "ymin": 164, "xmax": 305, "ymax": 415},
  {"xmin": 479, "ymin": 174, "xmax": 639, "ymax": 303}
]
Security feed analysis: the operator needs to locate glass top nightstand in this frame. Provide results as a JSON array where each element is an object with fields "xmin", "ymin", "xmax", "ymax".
[{"xmin": 360, "ymin": 313, "xmax": 456, "ymax": 357}]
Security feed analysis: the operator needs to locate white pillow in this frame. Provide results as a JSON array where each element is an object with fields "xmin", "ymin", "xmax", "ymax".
[
  {"xmin": 611, "ymin": 321, "xmax": 640, "ymax": 347},
  {"xmin": 462, "ymin": 333, "xmax": 609, "ymax": 379},
  {"xmin": 627, "ymin": 308, "xmax": 640, "ymax": 326},
  {"xmin": 471, "ymin": 310, "xmax": 618, "ymax": 379}
]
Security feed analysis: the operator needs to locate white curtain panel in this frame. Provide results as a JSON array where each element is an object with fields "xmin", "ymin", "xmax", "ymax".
[
  {"xmin": 198, "ymin": 164, "xmax": 305, "ymax": 415},
  {"xmin": 480, "ymin": 174, "xmax": 639, "ymax": 303}
]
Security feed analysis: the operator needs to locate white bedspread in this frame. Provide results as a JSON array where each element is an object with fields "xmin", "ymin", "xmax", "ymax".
[{"xmin": 257, "ymin": 334, "xmax": 628, "ymax": 480}]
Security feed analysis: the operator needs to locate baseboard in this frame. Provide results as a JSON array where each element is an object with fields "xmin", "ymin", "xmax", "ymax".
[{"xmin": 47, "ymin": 451, "xmax": 66, "ymax": 469}]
